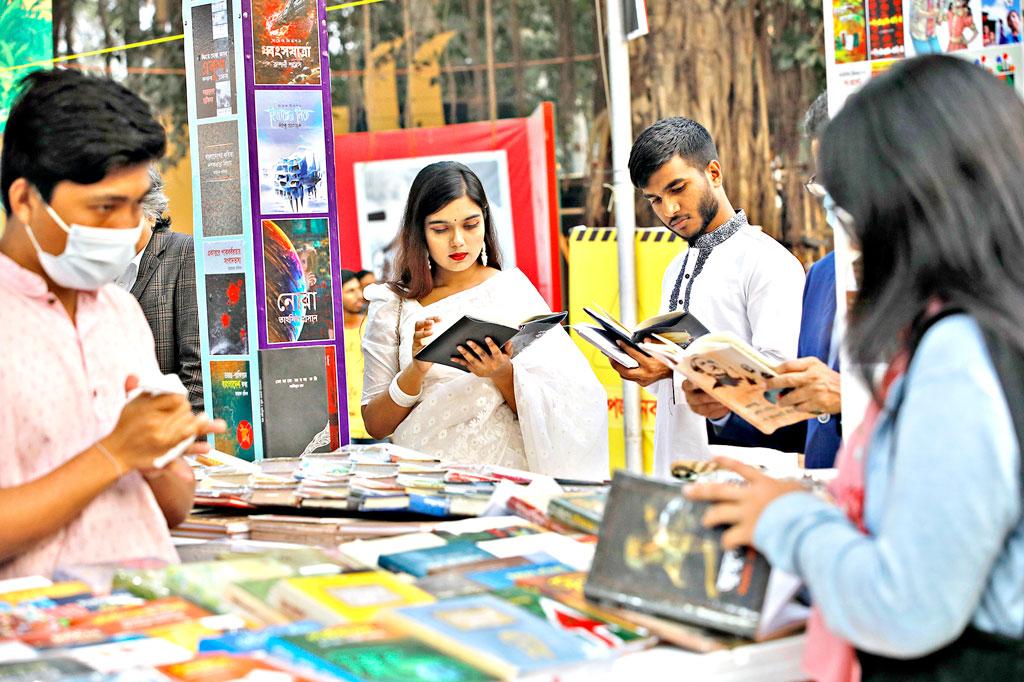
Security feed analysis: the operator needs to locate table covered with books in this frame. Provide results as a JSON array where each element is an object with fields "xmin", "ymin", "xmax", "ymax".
[{"xmin": 0, "ymin": 445, "xmax": 815, "ymax": 681}]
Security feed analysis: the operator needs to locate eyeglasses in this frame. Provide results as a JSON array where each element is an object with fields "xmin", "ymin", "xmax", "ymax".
[{"xmin": 804, "ymin": 174, "xmax": 827, "ymax": 199}]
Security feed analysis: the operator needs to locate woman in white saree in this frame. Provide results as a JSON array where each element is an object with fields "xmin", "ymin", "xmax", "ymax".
[{"xmin": 360, "ymin": 161, "xmax": 608, "ymax": 480}]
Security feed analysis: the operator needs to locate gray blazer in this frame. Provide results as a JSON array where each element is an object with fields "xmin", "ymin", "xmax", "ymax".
[{"xmin": 131, "ymin": 229, "xmax": 204, "ymax": 413}]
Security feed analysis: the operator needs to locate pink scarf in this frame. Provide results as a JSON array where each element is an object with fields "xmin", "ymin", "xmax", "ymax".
[{"xmin": 802, "ymin": 353, "xmax": 909, "ymax": 682}]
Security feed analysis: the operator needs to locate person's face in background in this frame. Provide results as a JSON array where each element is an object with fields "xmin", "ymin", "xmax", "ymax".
[
  {"xmin": 341, "ymin": 277, "xmax": 365, "ymax": 316},
  {"xmin": 358, "ymin": 272, "xmax": 376, "ymax": 289},
  {"xmin": 135, "ymin": 214, "xmax": 156, "ymax": 256},
  {"xmin": 10, "ymin": 162, "xmax": 151, "ymax": 263},
  {"xmin": 1010, "ymin": 11, "xmax": 1021, "ymax": 34},
  {"xmin": 423, "ymin": 195, "xmax": 486, "ymax": 274}
]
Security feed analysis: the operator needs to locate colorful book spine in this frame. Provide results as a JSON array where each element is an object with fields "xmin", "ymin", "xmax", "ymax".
[
  {"xmin": 506, "ymin": 497, "xmax": 577, "ymax": 534},
  {"xmin": 378, "ymin": 544, "xmax": 495, "ymax": 578},
  {"xmin": 265, "ymin": 636, "xmax": 363, "ymax": 682},
  {"xmin": 407, "ymin": 493, "xmax": 452, "ymax": 516},
  {"xmin": 547, "ymin": 505, "xmax": 600, "ymax": 534}
]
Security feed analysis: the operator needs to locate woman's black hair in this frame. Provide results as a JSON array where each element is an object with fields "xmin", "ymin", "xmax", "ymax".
[
  {"xmin": 819, "ymin": 55, "xmax": 1024, "ymax": 393},
  {"xmin": 386, "ymin": 161, "xmax": 501, "ymax": 300}
]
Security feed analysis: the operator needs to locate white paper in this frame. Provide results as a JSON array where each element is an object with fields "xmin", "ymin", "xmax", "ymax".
[
  {"xmin": 126, "ymin": 373, "xmax": 194, "ymax": 469},
  {"xmin": 477, "ymin": 532, "xmax": 596, "ymax": 571},
  {"xmin": 337, "ymin": 532, "xmax": 446, "ymax": 568}
]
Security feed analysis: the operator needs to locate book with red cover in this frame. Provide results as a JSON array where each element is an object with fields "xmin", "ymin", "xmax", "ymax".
[{"xmin": 19, "ymin": 597, "xmax": 211, "ymax": 649}]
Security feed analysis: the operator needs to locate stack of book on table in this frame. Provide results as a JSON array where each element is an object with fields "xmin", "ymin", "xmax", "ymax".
[
  {"xmin": 185, "ymin": 444, "xmax": 608, "ymax": 518},
  {"xmin": 0, "ymin": 468, "xmax": 810, "ymax": 680}
]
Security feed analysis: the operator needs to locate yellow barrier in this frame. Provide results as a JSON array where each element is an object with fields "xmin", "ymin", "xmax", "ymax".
[{"xmin": 568, "ymin": 226, "xmax": 686, "ymax": 474}]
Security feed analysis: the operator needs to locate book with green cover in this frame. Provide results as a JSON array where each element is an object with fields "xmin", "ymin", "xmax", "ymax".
[
  {"xmin": 267, "ymin": 622, "xmax": 492, "ymax": 681},
  {"xmin": 223, "ymin": 578, "xmax": 292, "ymax": 626},
  {"xmin": 162, "ymin": 558, "xmax": 296, "ymax": 613},
  {"xmin": 548, "ymin": 491, "xmax": 607, "ymax": 534}
]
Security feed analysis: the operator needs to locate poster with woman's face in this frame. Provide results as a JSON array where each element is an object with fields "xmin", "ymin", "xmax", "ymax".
[
  {"xmin": 982, "ymin": 0, "xmax": 1022, "ymax": 46},
  {"xmin": 351, "ymin": 150, "xmax": 517, "ymax": 278}
]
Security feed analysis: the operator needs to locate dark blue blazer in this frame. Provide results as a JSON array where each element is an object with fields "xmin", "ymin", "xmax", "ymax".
[{"xmin": 712, "ymin": 252, "xmax": 841, "ymax": 467}]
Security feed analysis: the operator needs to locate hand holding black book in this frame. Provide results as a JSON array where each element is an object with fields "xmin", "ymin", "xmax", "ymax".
[
  {"xmin": 572, "ymin": 305, "xmax": 710, "ymax": 369},
  {"xmin": 415, "ymin": 312, "xmax": 568, "ymax": 372}
]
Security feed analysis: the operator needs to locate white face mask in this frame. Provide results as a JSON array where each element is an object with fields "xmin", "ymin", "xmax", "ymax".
[
  {"xmin": 823, "ymin": 191, "xmax": 863, "ymax": 291},
  {"xmin": 23, "ymin": 196, "xmax": 143, "ymax": 291}
]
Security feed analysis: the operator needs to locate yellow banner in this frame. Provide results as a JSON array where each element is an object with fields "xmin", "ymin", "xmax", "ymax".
[
  {"xmin": 409, "ymin": 31, "xmax": 455, "ymax": 128},
  {"xmin": 365, "ymin": 37, "xmax": 402, "ymax": 132},
  {"xmin": 568, "ymin": 227, "xmax": 687, "ymax": 474}
]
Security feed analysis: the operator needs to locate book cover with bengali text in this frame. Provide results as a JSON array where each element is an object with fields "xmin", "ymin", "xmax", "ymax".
[
  {"xmin": 254, "ymin": 89, "xmax": 327, "ymax": 216},
  {"xmin": 204, "ymin": 240, "xmax": 248, "ymax": 355},
  {"xmin": 191, "ymin": 0, "xmax": 236, "ymax": 119},
  {"xmin": 251, "ymin": 0, "xmax": 321, "ymax": 85},
  {"xmin": 196, "ymin": 121, "xmax": 243, "ymax": 236},
  {"xmin": 209, "ymin": 360, "xmax": 254, "ymax": 460},
  {"xmin": 259, "ymin": 345, "xmax": 340, "ymax": 458}
]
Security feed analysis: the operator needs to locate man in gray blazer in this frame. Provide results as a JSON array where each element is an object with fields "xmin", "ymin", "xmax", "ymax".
[{"xmin": 116, "ymin": 168, "xmax": 203, "ymax": 413}]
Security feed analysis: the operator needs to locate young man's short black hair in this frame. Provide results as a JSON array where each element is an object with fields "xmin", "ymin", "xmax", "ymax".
[
  {"xmin": 628, "ymin": 117, "xmax": 718, "ymax": 189},
  {"xmin": 1, "ymin": 69, "xmax": 166, "ymax": 213},
  {"xmin": 355, "ymin": 269, "xmax": 372, "ymax": 279},
  {"xmin": 341, "ymin": 269, "xmax": 358, "ymax": 285}
]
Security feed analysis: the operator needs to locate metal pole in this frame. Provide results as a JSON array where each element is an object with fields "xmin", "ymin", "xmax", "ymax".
[
  {"xmin": 484, "ymin": 0, "xmax": 497, "ymax": 121},
  {"xmin": 606, "ymin": 0, "xmax": 642, "ymax": 474},
  {"xmin": 402, "ymin": 0, "xmax": 414, "ymax": 128}
]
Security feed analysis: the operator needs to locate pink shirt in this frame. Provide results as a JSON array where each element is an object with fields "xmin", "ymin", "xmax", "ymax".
[{"xmin": 0, "ymin": 252, "xmax": 178, "ymax": 578}]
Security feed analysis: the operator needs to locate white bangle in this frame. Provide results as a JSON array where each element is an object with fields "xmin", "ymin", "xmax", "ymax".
[{"xmin": 389, "ymin": 374, "xmax": 421, "ymax": 408}]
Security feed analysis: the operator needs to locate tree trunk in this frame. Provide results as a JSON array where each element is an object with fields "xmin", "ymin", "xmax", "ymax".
[
  {"xmin": 96, "ymin": 0, "xmax": 114, "ymax": 76},
  {"xmin": 586, "ymin": 0, "xmax": 823, "ymax": 262},
  {"xmin": 509, "ymin": 0, "xmax": 525, "ymax": 116},
  {"xmin": 402, "ymin": 0, "xmax": 414, "ymax": 128},
  {"xmin": 554, "ymin": 0, "xmax": 576, "ymax": 142},
  {"xmin": 466, "ymin": 0, "xmax": 485, "ymax": 121}
]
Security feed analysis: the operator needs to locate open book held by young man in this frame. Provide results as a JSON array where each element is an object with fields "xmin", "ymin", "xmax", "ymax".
[{"xmin": 640, "ymin": 334, "xmax": 816, "ymax": 435}]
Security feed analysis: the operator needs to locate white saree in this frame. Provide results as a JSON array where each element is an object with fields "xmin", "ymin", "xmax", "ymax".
[{"xmin": 361, "ymin": 269, "xmax": 608, "ymax": 480}]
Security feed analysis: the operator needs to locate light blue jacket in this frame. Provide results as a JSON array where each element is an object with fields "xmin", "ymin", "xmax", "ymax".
[{"xmin": 756, "ymin": 314, "xmax": 1024, "ymax": 658}]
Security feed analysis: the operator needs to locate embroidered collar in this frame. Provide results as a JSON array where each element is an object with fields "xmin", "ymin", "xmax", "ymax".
[{"xmin": 669, "ymin": 210, "xmax": 747, "ymax": 312}]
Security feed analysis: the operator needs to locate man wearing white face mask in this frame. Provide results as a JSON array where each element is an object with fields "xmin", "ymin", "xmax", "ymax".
[{"xmin": 0, "ymin": 69, "xmax": 225, "ymax": 578}]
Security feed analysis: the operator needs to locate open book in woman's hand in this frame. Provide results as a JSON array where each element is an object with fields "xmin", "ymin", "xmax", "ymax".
[
  {"xmin": 415, "ymin": 312, "xmax": 568, "ymax": 371},
  {"xmin": 639, "ymin": 334, "xmax": 815, "ymax": 434}
]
